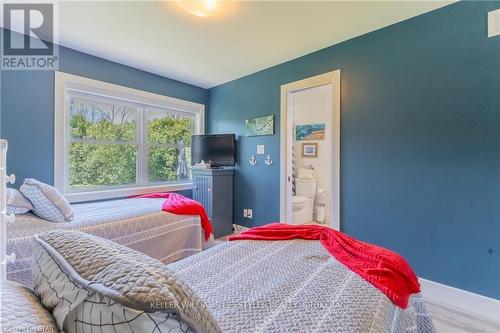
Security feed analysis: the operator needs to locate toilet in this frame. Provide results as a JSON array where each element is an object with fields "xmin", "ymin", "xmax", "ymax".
[{"xmin": 292, "ymin": 178, "xmax": 317, "ymax": 224}]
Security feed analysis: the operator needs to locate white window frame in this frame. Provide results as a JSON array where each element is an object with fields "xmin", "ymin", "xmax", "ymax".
[{"xmin": 54, "ymin": 71, "xmax": 205, "ymax": 203}]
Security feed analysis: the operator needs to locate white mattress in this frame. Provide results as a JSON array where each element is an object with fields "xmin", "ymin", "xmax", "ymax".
[{"xmin": 7, "ymin": 197, "xmax": 213, "ymax": 287}]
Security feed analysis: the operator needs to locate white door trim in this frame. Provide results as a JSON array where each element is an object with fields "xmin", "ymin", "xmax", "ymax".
[{"xmin": 280, "ymin": 70, "xmax": 341, "ymax": 230}]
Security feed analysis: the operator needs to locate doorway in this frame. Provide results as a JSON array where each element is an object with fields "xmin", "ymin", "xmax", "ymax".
[{"xmin": 280, "ymin": 70, "xmax": 340, "ymax": 230}]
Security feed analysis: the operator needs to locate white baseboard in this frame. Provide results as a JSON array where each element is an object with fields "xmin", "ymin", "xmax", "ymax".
[{"xmin": 419, "ymin": 278, "xmax": 500, "ymax": 322}]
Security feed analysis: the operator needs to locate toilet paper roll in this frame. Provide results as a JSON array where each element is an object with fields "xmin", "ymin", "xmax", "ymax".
[
  {"xmin": 316, "ymin": 206, "xmax": 326, "ymax": 223},
  {"xmin": 316, "ymin": 188, "xmax": 327, "ymax": 205}
]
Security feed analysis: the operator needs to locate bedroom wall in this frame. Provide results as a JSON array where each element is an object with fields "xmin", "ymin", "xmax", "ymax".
[
  {"xmin": 0, "ymin": 31, "xmax": 208, "ymax": 199},
  {"xmin": 208, "ymin": 1, "xmax": 500, "ymax": 298}
]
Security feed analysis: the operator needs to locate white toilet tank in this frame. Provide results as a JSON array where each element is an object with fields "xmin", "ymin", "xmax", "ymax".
[{"xmin": 295, "ymin": 178, "xmax": 317, "ymax": 198}]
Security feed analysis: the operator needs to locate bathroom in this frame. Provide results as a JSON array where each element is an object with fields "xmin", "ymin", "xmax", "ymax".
[
  {"xmin": 281, "ymin": 71, "xmax": 340, "ymax": 229},
  {"xmin": 291, "ymin": 83, "xmax": 331, "ymax": 226}
]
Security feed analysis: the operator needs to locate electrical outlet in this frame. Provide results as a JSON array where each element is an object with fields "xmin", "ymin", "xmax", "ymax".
[
  {"xmin": 243, "ymin": 209, "xmax": 248, "ymax": 218},
  {"xmin": 247, "ymin": 209, "xmax": 253, "ymax": 219}
]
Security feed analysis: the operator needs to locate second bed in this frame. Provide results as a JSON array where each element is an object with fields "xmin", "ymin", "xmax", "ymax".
[{"xmin": 7, "ymin": 197, "xmax": 214, "ymax": 286}]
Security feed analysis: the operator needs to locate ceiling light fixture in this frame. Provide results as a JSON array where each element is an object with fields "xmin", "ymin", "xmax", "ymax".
[{"xmin": 177, "ymin": 0, "xmax": 227, "ymax": 18}]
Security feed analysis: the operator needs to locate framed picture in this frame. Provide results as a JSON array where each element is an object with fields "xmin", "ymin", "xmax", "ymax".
[
  {"xmin": 302, "ymin": 143, "xmax": 318, "ymax": 157},
  {"xmin": 246, "ymin": 115, "xmax": 274, "ymax": 136},
  {"xmin": 296, "ymin": 123, "xmax": 325, "ymax": 141}
]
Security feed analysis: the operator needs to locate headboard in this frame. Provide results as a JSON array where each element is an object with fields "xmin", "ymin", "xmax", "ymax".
[{"xmin": 0, "ymin": 139, "xmax": 16, "ymax": 280}]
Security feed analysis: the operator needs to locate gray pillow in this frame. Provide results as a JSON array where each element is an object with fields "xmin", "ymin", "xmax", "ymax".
[
  {"xmin": 6, "ymin": 188, "xmax": 33, "ymax": 215},
  {"xmin": 20, "ymin": 179, "xmax": 73, "ymax": 222}
]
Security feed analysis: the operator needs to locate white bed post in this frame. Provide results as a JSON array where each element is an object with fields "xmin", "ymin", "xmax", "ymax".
[{"xmin": 0, "ymin": 139, "xmax": 16, "ymax": 281}]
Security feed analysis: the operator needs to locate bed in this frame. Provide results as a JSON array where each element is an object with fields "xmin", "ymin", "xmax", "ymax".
[
  {"xmin": 169, "ymin": 240, "xmax": 434, "ymax": 332},
  {"xmin": 7, "ymin": 197, "xmax": 214, "ymax": 287},
  {"xmin": 31, "ymin": 229, "xmax": 435, "ymax": 333}
]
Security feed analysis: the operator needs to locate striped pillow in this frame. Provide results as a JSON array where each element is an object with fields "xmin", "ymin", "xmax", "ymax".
[
  {"xmin": 6, "ymin": 188, "xmax": 33, "ymax": 215},
  {"xmin": 20, "ymin": 179, "xmax": 73, "ymax": 222}
]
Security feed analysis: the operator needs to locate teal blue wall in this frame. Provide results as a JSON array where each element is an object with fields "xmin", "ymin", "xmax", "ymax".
[
  {"xmin": 0, "ymin": 35, "xmax": 208, "ymax": 192},
  {"xmin": 208, "ymin": 1, "xmax": 500, "ymax": 298}
]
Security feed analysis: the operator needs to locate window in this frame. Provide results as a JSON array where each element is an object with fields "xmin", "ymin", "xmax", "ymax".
[{"xmin": 55, "ymin": 72, "xmax": 204, "ymax": 202}]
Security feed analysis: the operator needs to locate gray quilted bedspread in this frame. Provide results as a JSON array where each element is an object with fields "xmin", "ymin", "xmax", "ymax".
[
  {"xmin": 0, "ymin": 281, "xmax": 58, "ymax": 332},
  {"xmin": 32, "ymin": 230, "xmax": 435, "ymax": 333},
  {"xmin": 169, "ymin": 239, "xmax": 435, "ymax": 333}
]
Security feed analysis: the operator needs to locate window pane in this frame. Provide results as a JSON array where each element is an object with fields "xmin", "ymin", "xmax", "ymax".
[
  {"xmin": 148, "ymin": 146, "xmax": 191, "ymax": 183},
  {"xmin": 69, "ymin": 143, "xmax": 137, "ymax": 188},
  {"xmin": 185, "ymin": 146, "xmax": 191, "ymax": 168},
  {"xmin": 146, "ymin": 110, "xmax": 194, "ymax": 145},
  {"xmin": 69, "ymin": 96, "xmax": 137, "ymax": 141}
]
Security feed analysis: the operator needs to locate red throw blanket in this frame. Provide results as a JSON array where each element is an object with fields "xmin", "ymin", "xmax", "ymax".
[
  {"xmin": 229, "ymin": 223, "xmax": 419, "ymax": 309},
  {"xmin": 136, "ymin": 193, "xmax": 213, "ymax": 241}
]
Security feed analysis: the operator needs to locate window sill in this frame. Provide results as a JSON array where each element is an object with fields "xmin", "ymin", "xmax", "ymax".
[{"xmin": 64, "ymin": 183, "xmax": 193, "ymax": 203}]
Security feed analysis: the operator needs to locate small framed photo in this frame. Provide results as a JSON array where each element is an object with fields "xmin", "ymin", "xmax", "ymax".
[{"xmin": 302, "ymin": 143, "xmax": 318, "ymax": 157}]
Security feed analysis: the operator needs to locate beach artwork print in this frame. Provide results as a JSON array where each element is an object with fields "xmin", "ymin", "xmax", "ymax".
[
  {"xmin": 246, "ymin": 115, "xmax": 274, "ymax": 136},
  {"xmin": 295, "ymin": 123, "xmax": 325, "ymax": 141}
]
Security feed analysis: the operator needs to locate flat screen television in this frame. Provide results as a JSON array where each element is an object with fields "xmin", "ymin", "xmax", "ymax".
[{"xmin": 191, "ymin": 134, "xmax": 236, "ymax": 167}]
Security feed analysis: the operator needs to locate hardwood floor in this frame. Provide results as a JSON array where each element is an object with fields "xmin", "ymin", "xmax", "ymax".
[{"xmin": 426, "ymin": 300, "xmax": 500, "ymax": 333}]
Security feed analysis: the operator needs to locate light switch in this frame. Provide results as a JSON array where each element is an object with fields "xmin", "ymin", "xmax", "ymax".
[
  {"xmin": 257, "ymin": 145, "xmax": 265, "ymax": 155},
  {"xmin": 488, "ymin": 9, "xmax": 500, "ymax": 37}
]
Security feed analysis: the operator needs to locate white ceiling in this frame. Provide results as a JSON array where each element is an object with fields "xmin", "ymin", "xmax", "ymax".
[{"xmin": 55, "ymin": 1, "xmax": 453, "ymax": 88}]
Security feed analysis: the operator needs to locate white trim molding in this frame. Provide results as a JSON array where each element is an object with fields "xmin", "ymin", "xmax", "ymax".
[
  {"xmin": 54, "ymin": 71, "xmax": 205, "ymax": 203},
  {"xmin": 64, "ymin": 183, "xmax": 193, "ymax": 203},
  {"xmin": 280, "ymin": 70, "xmax": 341, "ymax": 230},
  {"xmin": 419, "ymin": 278, "xmax": 500, "ymax": 323}
]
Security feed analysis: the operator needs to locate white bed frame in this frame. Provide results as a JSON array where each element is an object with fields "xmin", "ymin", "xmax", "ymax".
[{"xmin": 1, "ymin": 139, "xmax": 16, "ymax": 280}]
